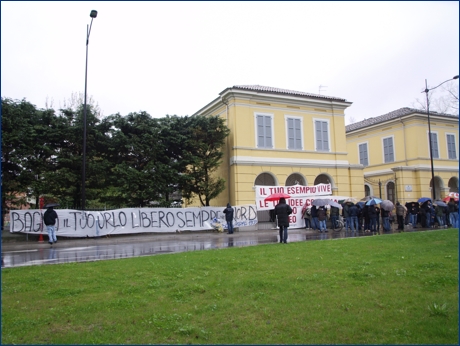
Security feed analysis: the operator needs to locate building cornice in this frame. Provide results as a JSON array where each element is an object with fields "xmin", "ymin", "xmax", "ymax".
[{"xmin": 230, "ymin": 155, "xmax": 353, "ymax": 169}]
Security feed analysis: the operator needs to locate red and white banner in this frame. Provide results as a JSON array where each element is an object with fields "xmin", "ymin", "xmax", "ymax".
[{"xmin": 255, "ymin": 184, "xmax": 350, "ymax": 229}]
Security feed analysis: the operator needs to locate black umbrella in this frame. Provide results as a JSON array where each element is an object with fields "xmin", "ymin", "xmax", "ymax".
[{"xmin": 44, "ymin": 203, "xmax": 59, "ymax": 208}]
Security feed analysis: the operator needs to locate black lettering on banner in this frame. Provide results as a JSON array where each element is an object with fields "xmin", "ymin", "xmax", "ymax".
[
  {"xmin": 87, "ymin": 213, "xmax": 95, "ymax": 228},
  {"xmin": 79, "ymin": 213, "xmax": 88, "ymax": 229},
  {"xmin": 103, "ymin": 212, "xmax": 115, "ymax": 227},
  {"xmin": 185, "ymin": 211, "xmax": 195, "ymax": 227},
  {"xmin": 249, "ymin": 205, "xmax": 257, "ymax": 220},
  {"xmin": 131, "ymin": 212, "xmax": 140, "ymax": 228},
  {"xmin": 118, "ymin": 211, "xmax": 127, "ymax": 227},
  {"xmin": 193, "ymin": 211, "xmax": 202, "ymax": 226},
  {"xmin": 176, "ymin": 211, "xmax": 185, "ymax": 228},
  {"xmin": 239, "ymin": 207, "xmax": 247, "ymax": 221},
  {"xmin": 148, "ymin": 211, "xmax": 159, "ymax": 228},
  {"xmin": 109, "ymin": 212, "xmax": 120, "ymax": 227},
  {"xmin": 158, "ymin": 211, "xmax": 169, "ymax": 227},
  {"xmin": 69, "ymin": 212, "xmax": 79, "ymax": 230},
  {"xmin": 11, "ymin": 212, "xmax": 24, "ymax": 233},
  {"xmin": 165, "ymin": 212, "xmax": 175, "ymax": 227},
  {"xmin": 141, "ymin": 212, "xmax": 151, "ymax": 227},
  {"xmin": 97, "ymin": 214, "xmax": 105, "ymax": 229},
  {"xmin": 200, "ymin": 210, "xmax": 209, "ymax": 226},
  {"xmin": 24, "ymin": 212, "xmax": 33, "ymax": 232}
]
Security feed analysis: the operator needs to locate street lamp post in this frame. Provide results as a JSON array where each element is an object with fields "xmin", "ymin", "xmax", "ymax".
[
  {"xmin": 423, "ymin": 75, "xmax": 459, "ymax": 201},
  {"xmin": 82, "ymin": 10, "xmax": 97, "ymax": 210}
]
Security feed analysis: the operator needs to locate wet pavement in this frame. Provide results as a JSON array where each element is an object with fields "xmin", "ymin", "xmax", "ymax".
[{"xmin": 1, "ymin": 225, "xmax": 428, "ymax": 268}]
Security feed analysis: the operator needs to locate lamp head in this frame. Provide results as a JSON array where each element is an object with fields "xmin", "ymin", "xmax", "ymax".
[{"xmin": 90, "ymin": 10, "xmax": 98, "ymax": 18}]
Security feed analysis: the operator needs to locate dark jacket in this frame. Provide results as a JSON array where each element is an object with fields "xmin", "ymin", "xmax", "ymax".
[
  {"xmin": 43, "ymin": 208, "xmax": 58, "ymax": 226},
  {"xmin": 330, "ymin": 206, "xmax": 340, "ymax": 217},
  {"xmin": 310, "ymin": 205, "xmax": 318, "ymax": 218},
  {"xmin": 349, "ymin": 204, "xmax": 359, "ymax": 217},
  {"xmin": 381, "ymin": 208, "xmax": 390, "ymax": 217},
  {"xmin": 223, "ymin": 203, "xmax": 234, "ymax": 222},
  {"xmin": 317, "ymin": 207, "xmax": 327, "ymax": 221},
  {"xmin": 274, "ymin": 199, "xmax": 293, "ymax": 227},
  {"xmin": 409, "ymin": 203, "xmax": 419, "ymax": 215},
  {"xmin": 448, "ymin": 201, "xmax": 458, "ymax": 213},
  {"xmin": 368, "ymin": 206, "xmax": 378, "ymax": 218}
]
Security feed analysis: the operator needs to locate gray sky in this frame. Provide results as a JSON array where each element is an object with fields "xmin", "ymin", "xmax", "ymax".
[{"xmin": 1, "ymin": 1, "xmax": 459, "ymax": 124}]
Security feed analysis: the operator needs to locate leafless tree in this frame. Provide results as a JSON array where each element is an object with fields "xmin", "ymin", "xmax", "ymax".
[
  {"xmin": 412, "ymin": 81, "xmax": 459, "ymax": 115},
  {"xmin": 59, "ymin": 91, "xmax": 103, "ymax": 117}
]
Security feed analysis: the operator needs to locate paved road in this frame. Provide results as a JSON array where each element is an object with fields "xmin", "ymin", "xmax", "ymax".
[{"xmin": 1, "ymin": 226, "xmax": 423, "ymax": 268}]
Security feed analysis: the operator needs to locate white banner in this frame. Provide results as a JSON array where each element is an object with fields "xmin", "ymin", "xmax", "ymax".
[
  {"xmin": 9, "ymin": 205, "xmax": 258, "ymax": 237},
  {"xmin": 255, "ymin": 184, "xmax": 350, "ymax": 229}
]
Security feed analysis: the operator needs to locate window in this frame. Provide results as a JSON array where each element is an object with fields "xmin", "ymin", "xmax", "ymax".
[
  {"xmin": 286, "ymin": 117, "xmax": 302, "ymax": 150},
  {"xmin": 429, "ymin": 132, "xmax": 439, "ymax": 159},
  {"xmin": 386, "ymin": 181, "xmax": 395, "ymax": 203},
  {"xmin": 314, "ymin": 174, "xmax": 332, "ymax": 185},
  {"xmin": 254, "ymin": 173, "xmax": 276, "ymax": 186},
  {"xmin": 364, "ymin": 184, "xmax": 371, "ymax": 197},
  {"xmin": 315, "ymin": 120, "xmax": 329, "ymax": 151},
  {"xmin": 286, "ymin": 173, "xmax": 306, "ymax": 186},
  {"xmin": 447, "ymin": 134, "xmax": 457, "ymax": 159},
  {"xmin": 359, "ymin": 143, "xmax": 369, "ymax": 167},
  {"xmin": 255, "ymin": 114, "xmax": 273, "ymax": 148},
  {"xmin": 383, "ymin": 137, "xmax": 394, "ymax": 163}
]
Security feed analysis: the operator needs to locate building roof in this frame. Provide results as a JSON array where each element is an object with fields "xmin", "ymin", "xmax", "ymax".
[
  {"xmin": 225, "ymin": 85, "xmax": 348, "ymax": 102},
  {"xmin": 346, "ymin": 107, "xmax": 459, "ymax": 133}
]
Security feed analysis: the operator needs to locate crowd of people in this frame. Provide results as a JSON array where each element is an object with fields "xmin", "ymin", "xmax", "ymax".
[{"xmin": 301, "ymin": 197, "xmax": 459, "ymax": 234}]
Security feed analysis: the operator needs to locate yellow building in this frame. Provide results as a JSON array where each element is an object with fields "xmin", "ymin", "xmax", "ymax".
[
  {"xmin": 346, "ymin": 107, "xmax": 459, "ymax": 204},
  {"xmin": 192, "ymin": 85, "xmax": 364, "ymax": 208}
]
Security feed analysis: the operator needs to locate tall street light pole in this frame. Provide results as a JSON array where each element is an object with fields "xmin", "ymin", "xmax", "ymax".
[
  {"xmin": 422, "ymin": 74, "xmax": 459, "ymax": 201},
  {"xmin": 82, "ymin": 10, "xmax": 98, "ymax": 210}
]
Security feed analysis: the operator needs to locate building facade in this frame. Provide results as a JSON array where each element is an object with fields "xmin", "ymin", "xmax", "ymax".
[
  {"xmin": 192, "ymin": 85, "xmax": 364, "ymax": 208},
  {"xmin": 346, "ymin": 107, "xmax": 459, "ymax": 204}
]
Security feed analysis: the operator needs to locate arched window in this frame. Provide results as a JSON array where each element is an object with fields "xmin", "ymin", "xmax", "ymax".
[
  {"xmin": 430, "ymin": 177, "xmax": 443, "ymax": 200},
  {"xmin": 314, "ymin": 174, "xmax": 331, "ymax": 185},
  {"xmin": 285, "ymin": 173, "xmax": 306, "ymax": 186},
  {"xmin": 386, "ymin": 181, "xmax": 395, "ymax": 203},
  {"xmin": 254, "ymin": 173, "xmax": 276, "ymax": 186},
  {"xmin": 364, "ymin": 185, "xmax": 371, "ymax": 197},
  {"xmin": 448, "ymin": 177, "xmax": 459, "ymax": 193}
]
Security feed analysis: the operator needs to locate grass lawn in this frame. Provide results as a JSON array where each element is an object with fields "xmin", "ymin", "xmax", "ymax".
[{"xmin": 1, "ymin": 229, "xmax": 458, "ymax": 344}]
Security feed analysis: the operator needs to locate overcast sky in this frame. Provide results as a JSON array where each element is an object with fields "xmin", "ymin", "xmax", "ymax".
[{"xmin": 2, "ymin": 1, "xmax": 459, "ymax": 124}]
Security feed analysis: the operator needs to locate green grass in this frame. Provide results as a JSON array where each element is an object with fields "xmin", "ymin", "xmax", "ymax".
[{"xmin": 2, "ymin": 229, "xmax": 458, "ymax": 344}]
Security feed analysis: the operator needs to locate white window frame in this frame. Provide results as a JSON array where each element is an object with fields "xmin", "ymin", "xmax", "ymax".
[
  {"xmin": 382, "ymin": 136, "xmax": 395, "ymax": 163},
  {"xmin": 427, "ymin": 130, "xmax": 439, "ymax": 159},
  {"xmin": 446, "ymin": 133, "xmax": 457, "ymax": 160},
  {"xmin": 358, "ymin": 142, "xmax": 369, "ymax": 167},
  {"xmin": 313, "ymin": 118, "xmax": 331, "ymax": 152},
  {"xmin": 254, "ymin": 112, "xmax": 274, "ymax": 149},
  {"xmin": 285, "ymin": 115, "xmax": 303, "ymax": 150}
]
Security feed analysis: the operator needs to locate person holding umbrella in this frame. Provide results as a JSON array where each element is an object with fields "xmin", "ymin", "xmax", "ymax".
[
  {"xmin": 447, "ymin": 198, "xmax": 458, "ymax": 228},
  {"xmin": 317, "ymin": 206, "xmax": 327, "ymax": 233},
  {"xmin": 395, "ymin": 202, "xmax": 407, "ymax": 232},
  {"xmin": 274, "ymin": 197, "xmax": 293, "ymax": 243},
  {"xmin": 434, "ymin": 202, "xmax": 445, "ymax": 228},
  {"xmin": 348, "ymin": 202, "xmax": 359, "ymax": 235},
  {"xmin": 43, "ymin": 204, "xmax": 59, "ymax": 246},
  {"xmin": 421, "ymin": 201, "xmax": 433, "ymax": 228},
  {"xmin": 381, "ymin": 207, "xmax": 391, "ymax": 233},
  {"xmin": 408, "ymin": 202, "xmax": 419, "ymax": 228}
]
